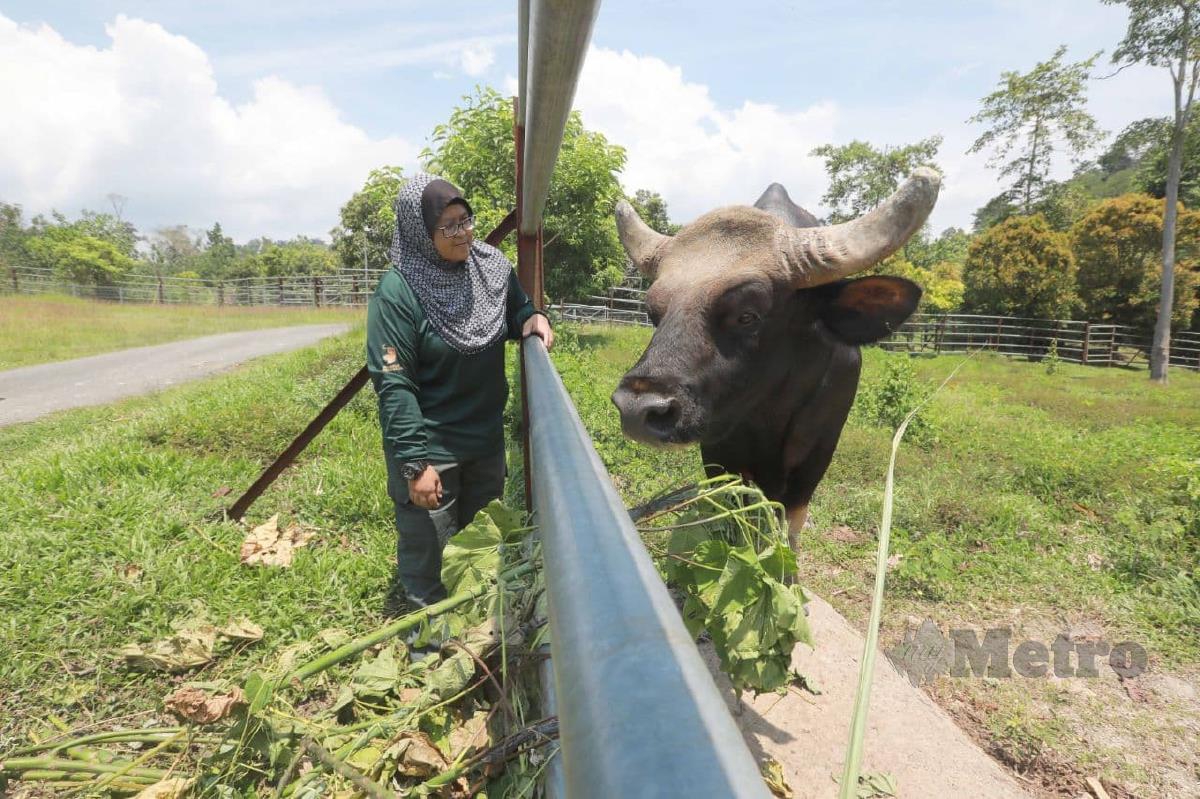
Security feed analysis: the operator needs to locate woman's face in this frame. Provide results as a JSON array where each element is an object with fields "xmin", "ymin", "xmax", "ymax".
[{"xmin": 432, "ymin": 203, "xmax": 473, "ymax": 263}]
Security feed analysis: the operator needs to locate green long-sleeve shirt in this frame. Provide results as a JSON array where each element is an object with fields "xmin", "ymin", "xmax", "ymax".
[{"xmin": 366, "ymin": 267, "xmax": 535, "ymax": 485}]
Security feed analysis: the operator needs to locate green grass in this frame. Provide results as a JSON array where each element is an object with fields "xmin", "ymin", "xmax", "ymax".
[
  {"xmin": 545, "ymin": 325, "xmax": 1200, "ymax": 663},
  {"xmin": 1, "ymin": 321, "xmax": 1197, "ymax": 793},
  {"xmin": 0, "ymin": 294, "xmax": 363, "ymax": 370}
]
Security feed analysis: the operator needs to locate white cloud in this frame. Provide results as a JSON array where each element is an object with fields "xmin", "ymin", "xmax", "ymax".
[
  {"xmin": 459, "ymin": 43, "xmax": 495, "ymax": 77},
  {"xmin": 0, "ymin": 14, "xmax": 417, "ymax": 241},
  {"xmin": 572, "ymin": 45, "xmax": 1173, "ymax": 234},
  {"xmin": 574, "ymin": 47, "xmax": 837, "ymax": 225}
]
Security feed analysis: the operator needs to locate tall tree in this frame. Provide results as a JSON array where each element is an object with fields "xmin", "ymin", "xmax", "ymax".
[
  {"xmin": 422, "ymin": 87, "xmax": 628, "ymax": 301},
  {"xmin": 810, "ymin": 137, "xmax": 942, "ymax": 222},
  {"xmin": 330, "ymin": 166, "xmax": 406, "ymax": 275},
  {"xmin": 200, "ymin": 222, "xmax": 236, "ymax": 282},
  {"xmin": 629, "ymin": 189, "xmax": 679, "ymax": 234},
  {"xmin": 968, "ymin": 46, "xmax": 1105, "ymax": 214},
  {"xmin": 1105, "ymin": 0, "xmax": 1200, "ymax": 381}
]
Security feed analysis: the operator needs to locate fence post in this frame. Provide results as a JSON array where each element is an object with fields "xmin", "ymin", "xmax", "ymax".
[
  {"xmin": 9, "ymin": 267, "xmax": 17, "ymax": 294},
  {"xmin": 1081, "ymin": 322, "xmax": 1091, "ymax": 366},
  {"xmin": 217, "ymin": 281, "xmax": 225, "ymax": 307},
  {"xmin": 313, "ymin": 277, "xmax": 321, "ymax": 307},
  {"xmin": 277, "ymin": 276, "xmax": 285, "ymax": 305},
  {"xmin": 352, "ymin": 275, "xmax": 360, "ymax": 306},
  {"xmin": 157, "ymin": 276, "xmax": 165, "ymax": 304}
]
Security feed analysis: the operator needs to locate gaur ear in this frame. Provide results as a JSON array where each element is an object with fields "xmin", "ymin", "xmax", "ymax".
[{"xmin": 815, "ymin": 276, "xmax": 922, "ymax": 345}]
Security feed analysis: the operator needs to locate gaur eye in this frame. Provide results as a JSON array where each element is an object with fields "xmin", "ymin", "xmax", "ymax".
[{"xmin": 737, "ymin": 311, "xmax": 760, "ymax": 326}]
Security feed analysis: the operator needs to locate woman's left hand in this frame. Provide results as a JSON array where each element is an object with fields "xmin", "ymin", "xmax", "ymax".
[{"xmin": 522, "ymin": 314, "xmax": 554, "ymax": 351}]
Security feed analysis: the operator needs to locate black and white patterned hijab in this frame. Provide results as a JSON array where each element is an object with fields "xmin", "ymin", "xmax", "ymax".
[{"xmin": 389, "ymin": 173, "xmax": 511, "ymax": 354}]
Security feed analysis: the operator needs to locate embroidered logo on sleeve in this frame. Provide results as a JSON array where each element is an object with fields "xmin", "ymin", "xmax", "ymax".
[{"xmin": 382, "ymin": 346, "xmax": 403, "ymax": 373}]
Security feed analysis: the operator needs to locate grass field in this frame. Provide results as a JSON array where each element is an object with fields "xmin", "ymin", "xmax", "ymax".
[
  {"xmin": 0, "ymin": 294, "xmax": 363, "ymax": 370},
  {"xmin": 0, "ymin": 324, "xmax": 1197, "ymax": 796}
]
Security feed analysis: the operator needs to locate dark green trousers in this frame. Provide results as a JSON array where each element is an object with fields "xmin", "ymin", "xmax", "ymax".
[{"xmin": 391, "ymin": 451, "xmax": 506, "ymax": 604}]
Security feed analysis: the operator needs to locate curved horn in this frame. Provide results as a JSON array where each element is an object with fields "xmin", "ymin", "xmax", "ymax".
[
  {"xmin": 783, "ymin": 167, "xmax": 941, "ymax": 287},
  {"xmin": 614, "ymin": 200, "xmax": 671, "ymax": 279}
]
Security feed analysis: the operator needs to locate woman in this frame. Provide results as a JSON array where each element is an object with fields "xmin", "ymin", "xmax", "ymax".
[{"xmin": 366, "ymin": 173, "xmax": 553, "ymax": 614}]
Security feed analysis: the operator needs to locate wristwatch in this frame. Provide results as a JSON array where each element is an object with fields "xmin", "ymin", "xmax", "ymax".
[{"xmin": 400, "ymin": 460, "xmax": 430, "ymax": 481}]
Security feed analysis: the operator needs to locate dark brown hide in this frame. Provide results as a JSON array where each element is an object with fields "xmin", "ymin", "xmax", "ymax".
[{"xmin": 611, "ymin": 177, "xmax": 936, "ymax": 534}]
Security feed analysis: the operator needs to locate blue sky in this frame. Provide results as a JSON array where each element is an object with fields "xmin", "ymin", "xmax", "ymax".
[{"xmin": 0, "ymin": 1, "xmax": 1167, "ymax": 242}]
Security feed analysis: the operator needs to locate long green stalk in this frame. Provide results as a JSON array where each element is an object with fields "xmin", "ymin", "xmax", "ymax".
[
  {"xmin": 11, "ymin": 728, "xmax": 190, "ymax": 756},
  {"xmin": 289, "ymin": 561, "xmax": 536, "ymax": 683},
  {"xmin": 0, "ymin": 757, "xmax": 167, "ymax": 781},
  {"xmin": 837, "ymin": 356, "xmax": 975, "ymax": 799}
]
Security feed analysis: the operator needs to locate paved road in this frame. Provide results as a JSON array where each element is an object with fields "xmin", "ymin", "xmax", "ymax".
[{"xmin": 0, "ymin": 324, "xmax": 352, "ymax": 426}]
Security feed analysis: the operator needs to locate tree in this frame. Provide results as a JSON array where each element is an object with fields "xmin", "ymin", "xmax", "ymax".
[
  {"xmin": 0, "ymin": 202, "xmax": 27, "ymax": 271},
  {"xmin": 422, "ymin": 87, "xmax": 629, "ymax": 301},
  {"xmin": 963, "ymin": 215, "xmax": 1078, "ymax": 318},
  {"xmin": 147, "ymin": 225, "xmax": 201, "ymax": 281},
  {"xmin": 1072, "ymin": 193, "xmax": 1200, "ymax": 328},
  {"xmin": 973, "ymin": 193, "xmax": 1020, "ymax": 232},
  {"xmin": 629, "ymin": 189, "xmax": 679, "ymax": 234},
  {"xmin": 1105, "ymin": 0, "xmax": 1200, "ymax": 381},
  {"xmin": 24, "ymin": 223, "xmax": 135, "ymax": 285},
  {"xmin": 330, "ymin": 166, "xmax": 406, "ymax": 274},
  {"xmin": 906, "ymin": 227, "xmax": 971, "ymax": 271},
  {"xmin": 255, "ymin": 238, "xmax": 339, "ymax": 277},
  {"xmin": 968, "ymin": 46, "xmax": 1105, "ymax": 214},
  {"xmin": 199, "ymin": 222, "xmax": 236, "ymax": 283},
  {"xmin": 810, "ymin": 137, "xmax": 943, "ymax": 223},
  {"xmin": 1136, "ymin": 115, "xmax": 1200, "ymax": 207}
]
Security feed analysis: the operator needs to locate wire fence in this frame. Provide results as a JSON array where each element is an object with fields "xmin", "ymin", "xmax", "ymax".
[
  {"xmin": 3, "ymin": 265, "xmax": 391, "ymax": 308},
  {"xmin": 7, "ymin": 264, "xmax": 1199, "ymax": 371},
  {"xmin": 547, "ymin": 302, "xmax": 1200, "ymax": 372}
]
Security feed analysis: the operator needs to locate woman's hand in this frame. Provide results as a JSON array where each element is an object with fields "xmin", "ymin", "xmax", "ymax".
[
  {"xmin": 522, "ymin": 314, "xmax": 554, "ymax": 351},
  {"xmin": 408, "ymin": 465, "xmax": 443, "ymax": 510}
]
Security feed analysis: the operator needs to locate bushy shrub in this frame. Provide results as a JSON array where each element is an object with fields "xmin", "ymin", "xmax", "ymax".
[
  {"xmin": 1071, "ymin": 193, "xmax": 1200, "ymax": 329},
  {"xmin": 963, "ymin": 214, "xmax": 1078, "ymax": 319},
  {"xmin": 852, "ymin": 354, "xmax": 936, "ymax": 445}
]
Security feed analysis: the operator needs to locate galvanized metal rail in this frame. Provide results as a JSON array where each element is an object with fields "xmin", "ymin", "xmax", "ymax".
[
  {"xmin": 515, "ymin": 3, "xmax": 769, "ymax": 795},
  {"xmin": 523, "ymin": 336, "xmax": 770, "ymax": 798}
]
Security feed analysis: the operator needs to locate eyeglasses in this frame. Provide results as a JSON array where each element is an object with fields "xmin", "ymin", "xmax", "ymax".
[{"xmin": 438, "ymin": 216, "xmax": 475, "ymax": 238}]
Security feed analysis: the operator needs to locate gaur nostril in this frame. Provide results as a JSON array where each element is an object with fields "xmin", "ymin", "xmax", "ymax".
[{"xmin": 642, "ymin": 397, "xmax": 680, "ymax": 433}]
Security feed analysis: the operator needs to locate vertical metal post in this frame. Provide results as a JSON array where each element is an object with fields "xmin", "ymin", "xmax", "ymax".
[
  {"xmin": 1082, "ymin": 322, "xmax": 1091, "ymax": 366},
  {"xmin": 313, "ymin": 276, "xmax": 321, "ymax": 308},
  {"xmin": 514, "ymin": 96, "xmax": 535, "ymax": 514}
]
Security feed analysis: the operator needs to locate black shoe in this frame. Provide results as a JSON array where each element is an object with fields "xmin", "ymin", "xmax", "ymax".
[{"xmin": 382, "ymin": 583, "xmax": 417, "ymax": 619}]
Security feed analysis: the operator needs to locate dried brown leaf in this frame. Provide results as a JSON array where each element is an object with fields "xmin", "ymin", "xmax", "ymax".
[
  {"xmin": 164, "ymin": 685, "xmax": 246, "ymax": 724},
  {"xmin": 387, "ymin": 732, "xmax": 449, "ymax": 778},
  {"xmin": 239, "ymin": 514, "xmax": 315, "ymax": 568}
]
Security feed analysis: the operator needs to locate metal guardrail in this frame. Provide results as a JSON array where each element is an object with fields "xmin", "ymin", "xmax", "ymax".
[
  {"xmin": 522, "ymin": 336, "xmax": 770, "ymax": 798},
  {"xmin": 519, "ymin": 0, "xmax": 602, "ymax": 234}
]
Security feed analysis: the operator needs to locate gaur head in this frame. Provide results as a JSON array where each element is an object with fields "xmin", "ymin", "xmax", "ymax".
[{"xmin": 610, "ymin": 169, "xmax": 940, "ymax": 447}]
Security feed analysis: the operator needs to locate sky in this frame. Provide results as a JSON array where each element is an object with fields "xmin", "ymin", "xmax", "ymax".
[{"xmin": 0, "ymin": 1, "xmax": 1172, "ymax": 244}]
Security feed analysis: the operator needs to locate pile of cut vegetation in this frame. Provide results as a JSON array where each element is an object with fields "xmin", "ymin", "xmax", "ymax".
[{"xmin": 1, "ymin": 478, "xmax": 807, "ymax": 798}]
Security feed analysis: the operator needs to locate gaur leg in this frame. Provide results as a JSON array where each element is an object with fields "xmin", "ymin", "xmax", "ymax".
[{"xmin": 786, "ymin": 503, "xmax": 809, "ymax": 555}]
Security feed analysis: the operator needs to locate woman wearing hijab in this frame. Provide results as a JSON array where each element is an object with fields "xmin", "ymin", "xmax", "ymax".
[{"xmin": 367, "ymin": 173, "xmax": 553, "ymax": 614}]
